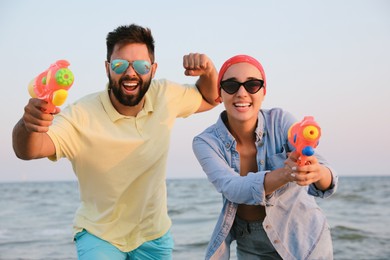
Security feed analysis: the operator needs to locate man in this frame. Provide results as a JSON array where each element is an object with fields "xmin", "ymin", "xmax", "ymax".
[{"xmin": 12, "ymin": 24, "xmax": 219, "ymax": 259}]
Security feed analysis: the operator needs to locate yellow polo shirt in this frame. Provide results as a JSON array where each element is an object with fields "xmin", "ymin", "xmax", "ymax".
[{"xmin": 47, "ymin": 79, "xmax": 202, "ymax": 251}]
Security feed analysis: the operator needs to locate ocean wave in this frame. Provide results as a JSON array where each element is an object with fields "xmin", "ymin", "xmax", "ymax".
[
  {"xmin": 332, "ymin": 225, "xmax": 371, "ymax": 241},
  {"xmin": 332, "ymin": 192, "xmax": 375, "ymax": 204}
]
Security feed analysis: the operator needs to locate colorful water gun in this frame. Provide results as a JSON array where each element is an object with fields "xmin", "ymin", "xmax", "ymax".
[
  {"xmin": 28, "ymin": 60, "xmax": 74, "ymax": 113},
  {"xmin": 288, "ymin": 116, "xmax": 321, "ymax": 166}
]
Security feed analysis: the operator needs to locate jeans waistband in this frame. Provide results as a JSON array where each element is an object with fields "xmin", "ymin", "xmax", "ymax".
[{"xmin": 234, "ymin": 215, "xmax": 264, "ymax": 231}]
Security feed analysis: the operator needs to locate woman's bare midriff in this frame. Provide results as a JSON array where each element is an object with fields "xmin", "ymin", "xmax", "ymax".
[
  {"xmin": 237, "ymin": 204, "xmax": 266, "ymax": 222},
  {"xmin": 236, "ymin": 141, "xmax": 266, "ymax": 222}
]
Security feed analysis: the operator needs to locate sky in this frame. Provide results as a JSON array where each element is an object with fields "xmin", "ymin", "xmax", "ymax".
[{"xmin": 0, "ymin": 0, "xmax": 389, "ymax": 182}]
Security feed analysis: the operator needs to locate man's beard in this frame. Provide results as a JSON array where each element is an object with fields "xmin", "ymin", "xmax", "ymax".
[{"xmin": 108, "ymin": 75, "xmax": 152, "ymax": 106}]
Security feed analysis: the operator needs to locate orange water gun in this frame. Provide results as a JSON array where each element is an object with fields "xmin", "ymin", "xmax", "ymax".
[
  {"xmin": 288, "ymin": 116, "xmax": 321, "ymax": 166},
  {"xmin": 28, "ymin": 60, "xmax": 74, "ymax": 113}
]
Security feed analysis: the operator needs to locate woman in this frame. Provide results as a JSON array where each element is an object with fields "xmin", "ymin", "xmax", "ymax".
[{"xmin": 192, "ymin": 55, "xmax": 338, "ymax": 260}]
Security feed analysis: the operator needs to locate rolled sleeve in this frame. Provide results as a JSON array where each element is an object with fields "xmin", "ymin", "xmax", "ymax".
[
  {"xmin": 308, "ymin": 166, "xmax": 338, "ymax": 198},
  {"xmin": 193, "ymin": 136, "xmax": 266, "ymax": 205}
]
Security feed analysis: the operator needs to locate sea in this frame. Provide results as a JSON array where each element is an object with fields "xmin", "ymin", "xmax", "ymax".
[{"xmin": 0, "ymin": 176, "xmax": 389, "ymax": 260}]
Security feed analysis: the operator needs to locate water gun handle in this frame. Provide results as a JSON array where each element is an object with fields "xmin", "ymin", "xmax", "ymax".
[
  {"xmin": 288, "ymin": 116, "xmax": 321, "ymax": 166},
  {"xmin": 28, "ymin": 60, "xmax": 74, "ymax": 113}
]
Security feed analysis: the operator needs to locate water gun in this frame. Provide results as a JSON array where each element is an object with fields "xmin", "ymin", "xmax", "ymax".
[
  {"xmin": 288, "ymin": 116, "xmax": 321, "ymax": 166},
  {"xmin": 28, "ymin": 60, "xmax": 74, "ymax": 113}
]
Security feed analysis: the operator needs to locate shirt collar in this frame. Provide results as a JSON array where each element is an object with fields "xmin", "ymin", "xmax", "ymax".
[
  {"xmin": 100, "ymin": 86, "xmax": 154, "ymax": 122},
  {"xmin": 255, "ymin": 111, "xmax": 265, "ymax": 142}
]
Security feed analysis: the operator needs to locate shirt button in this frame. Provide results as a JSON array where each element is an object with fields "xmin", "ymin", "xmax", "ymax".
[
  {"xmin": 265, "ymin": 225, "xmax": 271, "ymax": 229},
  {"xmin": 260, "ymin": 160, "xmax": 265, "ymax": 165},
  {"xmin": 274, "ymin": 240, "xmax": 280, "ymax": 244},
  {"xmin": 225, "ymin": 143, "xmax": 230, "ymax": 149}
]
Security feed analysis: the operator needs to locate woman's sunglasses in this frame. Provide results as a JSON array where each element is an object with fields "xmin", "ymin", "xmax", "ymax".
[
  {"xmin": 220, "ymin": 79, "xmax": 264, "ymax": 94},
  {"xmin": 110, "ymin": 59, "xmax": 151, "ymax": 75}
]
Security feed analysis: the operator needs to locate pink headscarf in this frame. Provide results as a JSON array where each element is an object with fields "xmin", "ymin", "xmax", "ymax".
[{"xmin": 215, "ymin": 54, "xmax": 266, "ymax": 103}]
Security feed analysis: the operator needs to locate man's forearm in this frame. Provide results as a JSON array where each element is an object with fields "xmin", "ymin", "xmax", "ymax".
[
  {"xmin": 12, "ymin": 119, "xmax": 49, "ymax": 160},
  {"xmin": 196, "ymin": 70, "xmax": 219, "ymax": 106}
]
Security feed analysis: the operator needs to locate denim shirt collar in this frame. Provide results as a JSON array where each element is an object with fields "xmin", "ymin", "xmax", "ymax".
[{"xmin": 215, "ymin": 110, "xmax": 265, "ymax": 146}]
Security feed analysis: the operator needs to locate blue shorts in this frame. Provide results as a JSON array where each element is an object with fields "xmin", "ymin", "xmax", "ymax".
[{"xmin": 74, "ymin": 229, "xmax": 174, "ymax": 260}]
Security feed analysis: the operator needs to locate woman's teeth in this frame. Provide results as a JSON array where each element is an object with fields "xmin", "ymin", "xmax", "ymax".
[{"xmin": 234, "ymin": 103, "xmax": 251, "ymax": 107}]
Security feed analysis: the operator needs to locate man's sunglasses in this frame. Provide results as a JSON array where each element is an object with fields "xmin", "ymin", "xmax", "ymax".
[
  {"xmin": 110, "ymin": 59, "xmax": 151, "ymax": 75},
  {"xmin": 220, "ymin": 79, "xmax": 264, "ymax": 94}
]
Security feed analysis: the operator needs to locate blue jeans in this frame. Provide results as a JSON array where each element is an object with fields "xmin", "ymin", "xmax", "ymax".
[
  {"xmin": 232, "ymin": 216, "xmax": 282, "ymax": 260},
  {"xmin": 74, "ymin": 229, "xmax": 174, "ymax": 260},
  {"xmin": 231, "ymin": 216, "xmax": 333, "ymax": 260}
]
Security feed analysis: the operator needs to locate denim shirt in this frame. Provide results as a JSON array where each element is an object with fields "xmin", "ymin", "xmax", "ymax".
[{"xmin": 192, "ymin": 108, "xmax": 338, "ymax": 260}]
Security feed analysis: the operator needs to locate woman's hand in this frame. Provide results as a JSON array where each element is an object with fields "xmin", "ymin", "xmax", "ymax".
[{"xmin": 285, "ymin": 151, "xmax": 333, "ymax": 191}]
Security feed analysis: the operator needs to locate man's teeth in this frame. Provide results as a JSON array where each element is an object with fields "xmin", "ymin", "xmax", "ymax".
[{"xmin": 123, "ymin": 82, "xmax": 137, "ymax": 87}]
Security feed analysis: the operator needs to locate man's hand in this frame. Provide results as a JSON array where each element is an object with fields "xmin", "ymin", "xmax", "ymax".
[
  {"xmin": 23, "ymin": 98, "xmax": 60, "ymax": 133},
  {"xmin": 13, "ymin": 98, "xmax": 58, "ymax": 160},
  {"xmin": 183, "ymin": 53, "xmax": 214, "ymax": 77}
]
